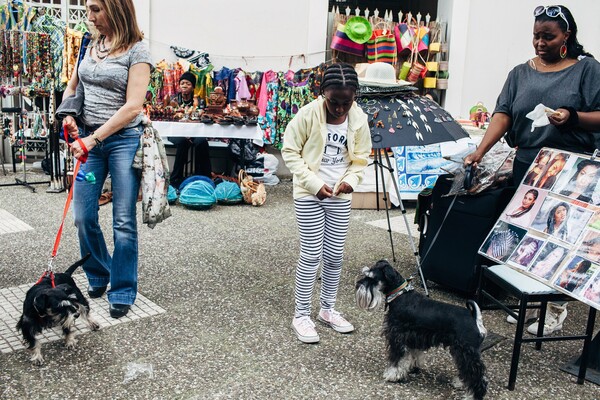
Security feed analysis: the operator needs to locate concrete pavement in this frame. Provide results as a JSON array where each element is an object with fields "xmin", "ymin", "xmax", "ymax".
[{"xmin": 0, "ymin": 168, "xmax": 598, "ymax": 399}]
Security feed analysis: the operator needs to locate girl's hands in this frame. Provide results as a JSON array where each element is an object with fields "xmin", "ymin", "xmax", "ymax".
[
  {"xmin": 316, "ymin": 184, "xmax": 333, "ymax": 200},
  {"xmin": 335, "ymin": 182, "xmax": 353, "ymax": 196},
  {"xmin": 316, "ymin": 182, "xmax": 354, "ymax": 199}
]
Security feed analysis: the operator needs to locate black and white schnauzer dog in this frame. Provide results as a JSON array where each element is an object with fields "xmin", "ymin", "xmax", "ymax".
[
  {"xmin": 16, "ymin": 254, "xmax": 100, "ymax": 365},
  {"xmin": 356, "ymin": 260, "xmax": 488, "ymax": 400}
]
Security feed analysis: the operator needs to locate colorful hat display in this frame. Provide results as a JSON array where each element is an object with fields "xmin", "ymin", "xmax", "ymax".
[
  {"xmin": 345, "ymin": 16, "xmax": 373, "ymax": 44},
  {"xmin": 358, "ymin": 62, "xmax": 412, "ymax": 87}
]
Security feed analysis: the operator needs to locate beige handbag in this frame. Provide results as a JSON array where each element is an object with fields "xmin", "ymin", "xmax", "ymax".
[{"xmin": 238, "ymin": 169, "xmax": 266, "ymax": 206}]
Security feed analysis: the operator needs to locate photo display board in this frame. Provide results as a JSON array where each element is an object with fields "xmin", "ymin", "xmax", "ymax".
[{"xmin": 479, "ymin": 148, "xmax": 600, "ymax": 310}]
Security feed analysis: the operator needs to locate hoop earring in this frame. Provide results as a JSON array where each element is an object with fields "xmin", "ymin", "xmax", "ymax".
[{"xmin": 560, "ymin": 42, "xmax": 567, "ymax": 59}]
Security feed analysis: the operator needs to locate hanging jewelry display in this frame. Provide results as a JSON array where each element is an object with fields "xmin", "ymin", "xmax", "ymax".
[
  {"xmin": 357, "ymin": 92, "xmax": 469, "ymax": 148},
  {"xmin": 0, "ymin": 28, "xmax": 54, "ymax": 191}
]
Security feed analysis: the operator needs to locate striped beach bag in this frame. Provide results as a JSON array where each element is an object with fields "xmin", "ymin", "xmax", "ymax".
[
  {"xmin": 366, "ymin": 29, "xmax": 397, "ymax": 64},
  {"xmin": 330, "ymin": 24, "xmax": 365, "ymax": 57}
]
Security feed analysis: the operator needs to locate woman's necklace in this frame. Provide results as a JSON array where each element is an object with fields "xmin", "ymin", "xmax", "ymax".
[
  {"xmin": 539, "ymin": 58, "xmax": 561, "ymax": 67},
  {"xmin": 536, "ymin": 57, "xmax": 565, "ymax": 70},
  {"xmin": 95, "ymin": 35, "xmax": 112, "ymax": 60}
]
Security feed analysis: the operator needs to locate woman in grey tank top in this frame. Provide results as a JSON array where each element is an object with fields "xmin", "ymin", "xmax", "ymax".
[{"xmin": 61, "ymin": 0, "xmax": 152, "ymax": 319}]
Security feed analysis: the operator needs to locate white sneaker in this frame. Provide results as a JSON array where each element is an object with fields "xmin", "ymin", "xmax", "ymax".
[
  {"xmin": 506, "ymin": 308, "xmax": 539, "ymax": 325},
  {"xmin": 317, "ymin": 309, "xmax": 355, "ymax": 333},
  {"xmin": 291, "ymin": 316, "xmax": 320, "ymax": 344},
  {"xmin": 527, "ymin": 303, "xmax": 568, "ymax": 335}
]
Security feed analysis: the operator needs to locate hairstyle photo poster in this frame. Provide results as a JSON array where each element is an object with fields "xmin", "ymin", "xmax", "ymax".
[{"xmin": 479, "ymin": 148, "xmax": 600, "ymax": 310}]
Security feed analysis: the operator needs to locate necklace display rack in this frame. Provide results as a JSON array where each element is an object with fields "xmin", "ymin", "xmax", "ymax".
[{"xmin": 0, "ymin": 76, "xmax": 51, "ymax": 193}]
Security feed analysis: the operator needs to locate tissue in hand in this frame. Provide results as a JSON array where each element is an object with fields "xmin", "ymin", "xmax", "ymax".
[{"xmin": 526, "ymin": 103, "xmax": 554, "ymax": 132}]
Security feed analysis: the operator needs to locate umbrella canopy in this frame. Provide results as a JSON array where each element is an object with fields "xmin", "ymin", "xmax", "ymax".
[{"xmin": 356, "ymin": 92, "xmax": 470, "ymax": 148}]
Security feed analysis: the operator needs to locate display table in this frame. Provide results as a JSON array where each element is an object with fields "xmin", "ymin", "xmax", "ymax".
[{"xmin": 152, "ymin": 121, "xmax": 262, "ymax": 142}]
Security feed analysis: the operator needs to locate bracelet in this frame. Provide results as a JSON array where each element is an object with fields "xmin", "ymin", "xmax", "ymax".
[
  {"xmin": 91, "ymin": 132, "xmax": 102, "ymax": 145},
  {"xmin": 559, "ymin": 106, "xmax": 579, "ymax": 128}
]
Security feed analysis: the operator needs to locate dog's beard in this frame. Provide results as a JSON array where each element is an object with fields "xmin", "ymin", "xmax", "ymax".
[{"xmin": 356, "ymin": 282, "xmax": 384, "ymax": 310}]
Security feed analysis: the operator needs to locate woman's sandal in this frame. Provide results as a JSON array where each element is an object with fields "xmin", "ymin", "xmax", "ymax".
[{"xmin": 99, "ymin": 191, "xmax": 113, "ymax": 206}]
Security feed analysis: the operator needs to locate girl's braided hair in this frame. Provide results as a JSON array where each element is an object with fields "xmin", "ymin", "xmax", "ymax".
[{"xmin": 320, "ymin": 62, "xmax": 359, "ymax": 95}]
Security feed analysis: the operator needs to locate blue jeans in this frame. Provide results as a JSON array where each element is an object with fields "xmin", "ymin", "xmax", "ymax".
[{"xmin": 73, "ymin": 124, "xmax": 142, "ymax": 305}]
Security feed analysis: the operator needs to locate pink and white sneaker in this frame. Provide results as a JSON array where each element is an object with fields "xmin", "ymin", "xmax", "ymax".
[
  {"xmin": 291, "ymin": 316, "xmax": 320, "ymax": 344},
  {"xmin": 317, "ymin": 309, "xmax": 355, "ymax": 333}
]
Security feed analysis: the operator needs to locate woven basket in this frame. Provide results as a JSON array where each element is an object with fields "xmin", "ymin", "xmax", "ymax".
[
  {"xmin": 436, "ymin": 78, "xmax": 449, "ymax": 89},
  {"xmin": 423, "ymin": 77, "xmax": 437, "ymax": 88},
  {"xmin": 238, "ymin": 169, "xmax": 266, "ymax": 206},
  {"xmin": 426, "ymin": 61, "xmax": 438, "ymax": 72}
]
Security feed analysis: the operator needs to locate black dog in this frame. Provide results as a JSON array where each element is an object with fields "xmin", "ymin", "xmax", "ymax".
[
  {"xmin": 355, "ymin": 260, "xmax": 488, "ymax": 400},
  {"xmin": 16, "ymin": 254, "xmax": 100, "ymax": 365}
]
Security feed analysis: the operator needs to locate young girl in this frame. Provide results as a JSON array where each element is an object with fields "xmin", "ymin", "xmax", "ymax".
[{"xmin": 282, "ymin": 63, "xmax": 372, "ymax": 344}]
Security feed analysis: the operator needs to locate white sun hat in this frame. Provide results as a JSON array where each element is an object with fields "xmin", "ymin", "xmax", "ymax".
[{"xmin": 358, "ymin": 62, "xmax": 412, "ymax": 87}]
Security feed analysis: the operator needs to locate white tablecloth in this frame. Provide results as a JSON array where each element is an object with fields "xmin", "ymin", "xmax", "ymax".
[{"xmin": 152, "ymin": 121, "xmax": 263, "ymax": 144}]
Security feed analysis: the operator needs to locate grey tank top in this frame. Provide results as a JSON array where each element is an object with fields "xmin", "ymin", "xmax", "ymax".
[{"xmin": 78, "ymin": 40, "xmax": 152, "ymax": 128}]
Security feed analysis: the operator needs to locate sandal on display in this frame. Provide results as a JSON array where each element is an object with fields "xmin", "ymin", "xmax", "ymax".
[
  {"xmin": 245, "ymin": 117, "xmax": 258, "ymax": 126},
  {"xmin": 200, "ymin": 114, "xmax": 214, "ymax": 124},
  {"xmin": 99, "ymin": 191, "xmax": 113, "ymax": 206},
  {"xmin": 218, "ymin": 117, "xmax": 233, "ymax": 125}
]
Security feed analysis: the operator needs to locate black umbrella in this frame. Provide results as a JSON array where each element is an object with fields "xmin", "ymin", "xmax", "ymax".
[{"xmin": 357, "ymin": 91, "xmax": 470, "ymax": 149}]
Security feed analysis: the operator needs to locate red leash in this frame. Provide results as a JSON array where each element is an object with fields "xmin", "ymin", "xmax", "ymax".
[{"xmin": 38, "ymin": 122, "xmax": 88, "ymax": 287}]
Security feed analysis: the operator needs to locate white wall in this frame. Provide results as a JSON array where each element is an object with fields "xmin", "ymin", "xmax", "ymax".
[
  {"xmin": 132, "ymin": 0, "xmax": 599, "ymax": 118},
  {"xmin": 137, "ymin": 0, "xmax": 328, "ymax": 72},
  {"xmin": 443, "ymin": 0, "xmax": 600, "ymax": 119}
]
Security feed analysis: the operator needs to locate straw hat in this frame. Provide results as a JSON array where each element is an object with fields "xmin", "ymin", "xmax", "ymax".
[
  {"xmin": 358, "ymin": 62, "xmax": 412, "ymax": 87},
  {"xmin": 345, "ymin": 16, "xmax": 373, "ymax": 44}
]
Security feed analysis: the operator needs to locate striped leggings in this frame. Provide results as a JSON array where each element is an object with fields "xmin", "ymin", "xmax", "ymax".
[{"xmin": 293, "ymin": 197, "xmax": 351, "ymax": 318}]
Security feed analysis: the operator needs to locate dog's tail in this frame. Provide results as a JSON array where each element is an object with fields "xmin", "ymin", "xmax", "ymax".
[
  {"xmin": 64, "ymin": 253, "xmax": 91, "ymax": 276},
  {"xmin": 466, "ymin": 300, "xmax": 487, "ymax": 339}
]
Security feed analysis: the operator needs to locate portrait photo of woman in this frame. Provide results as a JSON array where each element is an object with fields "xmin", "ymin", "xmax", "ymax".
[
  {"xmin": 528, "ymin": 242, "xmax": 569, "ymax": 280},
  {"xmin": 554, "ymin": 256, "xmax": 595, "ymax": 293},
  {"xmin": 556, "ymin": 158, "xmax": 600, "ymax": 203},
  {"xmin": 535, "ymin": 152, "xmax": 569, "ymax": 190},
  {"xmin": 503, "ymin": 187, "xmax": 545, "ymax": 228},
  {"xmin": 531, "ymin": 197, "xmax": 593, "ymax": 244},
  {"xmin": 581, "ymin": 273, "xmax": 600, "ymax": 304},
  {"xmin": 544, "ymin": 201, "xmax": 571, "ymax": 241},
  {"xmin": 589, "ymin": 211, "xmax": 600, "ymax": 231},
  {"xmin": 508, "ymin": 236, "xmax": 544, "ymax": 268},
  {"xmin": 531, "ymin": 198, "xmax": 570, "ymax": 240},
  {"xmin": 480, "ymin": 221, "xmax": 527, "ymax": 263},
  {"xmin": 522, "ymin": 150, "xmax": 552, "ymax": 186},
  {"xmin": 578, "ymin": 231, "xmax": 600, "ymax": 264}
]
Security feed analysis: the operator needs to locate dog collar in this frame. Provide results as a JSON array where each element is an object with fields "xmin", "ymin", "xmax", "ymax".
[{"xmin": 386, "ymin": 281, "xmax": 414, "ymax": 303}]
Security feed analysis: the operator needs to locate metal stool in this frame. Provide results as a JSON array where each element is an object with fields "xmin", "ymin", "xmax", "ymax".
[{"xmin": 477, "ymin": 264, "xmax": 596, "ymax": 390}]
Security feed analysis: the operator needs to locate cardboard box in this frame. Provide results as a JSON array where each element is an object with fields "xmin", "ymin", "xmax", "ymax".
[{"xmin": 351, "ymin": 191, "xmax": 391, "ymax": 209}]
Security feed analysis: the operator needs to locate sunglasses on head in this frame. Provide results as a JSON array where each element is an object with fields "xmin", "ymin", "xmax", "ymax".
[{"xmin": 534, "ymin": 5, "xmax": 570, "ymax": 32}]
